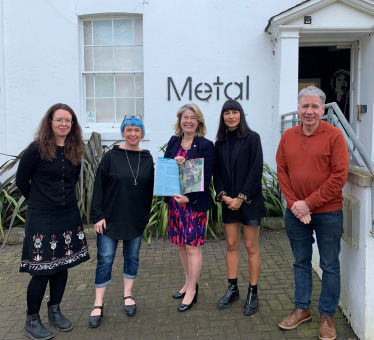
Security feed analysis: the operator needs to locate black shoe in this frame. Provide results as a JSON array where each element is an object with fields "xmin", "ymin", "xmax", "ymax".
[
  {"xmin": 244, "ymin": 287, "xmax": 258, "ymax": 316},
  {"xmin": 47, "ymin": 302, "xmax": 73, "ymax": 332},
  {"xmin": 24, "ymin": 311, "xmax": 54, "ymax": 340},
  {"xmin": 124, "ymin": 296, "xmax": 137, "ymax": 316},
  {"xmin": 178, "ymin": 283, "xmax": 198, "ymax": 312},
  {"xmin": 89, "ymin": 306, "xmax": 104, "ymax": 328},
  {"xmin": 172, "ymin": 283, "xmax": 198, "ymax": 299},
  {"xmin": 218, "ymin": 283, "xmax": 239, "ymax": 309}
]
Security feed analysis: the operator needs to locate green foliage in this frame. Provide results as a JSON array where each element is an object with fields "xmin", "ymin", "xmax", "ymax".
[{"xmin": 262, "ymin": 163, "xmax": 285, "ymax": 217}]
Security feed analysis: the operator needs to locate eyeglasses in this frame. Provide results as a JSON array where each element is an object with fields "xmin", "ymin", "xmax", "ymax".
[
  {"xmin": 123, "ymin": 115, "xmax": 142, "ymax": 122},
  {"xmin": 52, "ymin": 119, "xmax": 73, "ymax": 125}
]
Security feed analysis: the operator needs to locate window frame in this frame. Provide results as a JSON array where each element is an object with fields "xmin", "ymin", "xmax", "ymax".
[{"xmin": 79, "ymin": 15, "xmax": 144, "ymax": 130}]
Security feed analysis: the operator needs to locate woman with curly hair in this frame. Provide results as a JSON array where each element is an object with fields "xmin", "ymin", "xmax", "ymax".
[{"xmin": 16, "ymin": 103, "xmax": 90, "ymax": 340}]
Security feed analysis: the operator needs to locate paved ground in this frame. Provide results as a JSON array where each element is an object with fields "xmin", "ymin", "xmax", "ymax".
[{"xmin": 0, "ymin": 229, "xmax": 358, "ymax": 340}]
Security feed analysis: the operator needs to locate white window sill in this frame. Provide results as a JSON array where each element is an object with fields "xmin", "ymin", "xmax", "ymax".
[{"xmin": 82, "ymin": 128, "xmax": 150, "ymax": 141}]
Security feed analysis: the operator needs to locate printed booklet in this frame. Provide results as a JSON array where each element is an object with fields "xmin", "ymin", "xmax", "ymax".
[{"xmin": 153, "ymin": 157, "xmax": 204, "ymax": 196}]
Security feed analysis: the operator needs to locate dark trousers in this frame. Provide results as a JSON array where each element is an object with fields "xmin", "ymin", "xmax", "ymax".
[
  {"xmin": 27, "ymin": 269, "xmax": 68, "ymax": 315},
  {"xmin": 285, "ymin": 209, "xmax": 343, "ymax": 316}
]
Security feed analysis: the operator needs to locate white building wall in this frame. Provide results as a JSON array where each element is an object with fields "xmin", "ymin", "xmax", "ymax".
[{"xmin": 1, "ymin": 0, "xmax": 300, "ymax": 170}]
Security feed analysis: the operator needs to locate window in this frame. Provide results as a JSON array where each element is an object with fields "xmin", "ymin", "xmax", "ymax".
[{"xmin": 82, "ymin": 18, "xmax": 144, "ymax": 125}]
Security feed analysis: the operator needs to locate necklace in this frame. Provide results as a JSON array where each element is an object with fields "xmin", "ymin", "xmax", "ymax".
[
  {"xmin": 125, "ymin": 149, "xmax": 141, "ymax": 185},
  {"xmin": 181, "ymin": 137, "xmax": 193, "ymax": 150}
]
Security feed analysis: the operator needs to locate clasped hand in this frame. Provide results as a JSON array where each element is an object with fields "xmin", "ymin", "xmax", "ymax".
[
  {"xmin": 291, "ymin": 200, "xmax": 311, "ymax": 224},
  {"xmin": 222, "ymin": 195, "xmax": 243, "ymax": 211}
]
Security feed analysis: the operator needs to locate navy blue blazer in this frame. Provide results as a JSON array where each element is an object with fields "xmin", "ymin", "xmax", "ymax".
[{"xmin": 164, "ymin": 135, "xmax": 215, "ymax": 212}]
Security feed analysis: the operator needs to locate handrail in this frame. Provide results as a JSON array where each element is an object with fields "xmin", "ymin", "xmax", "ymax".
[{"xmin": 281, "ymin": 102, "xmax": 374, "ymax": 236}]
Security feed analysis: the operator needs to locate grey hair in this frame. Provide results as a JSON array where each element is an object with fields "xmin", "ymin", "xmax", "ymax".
[{"xmin": 298, "ymin": 86, "xmax": 326, "ymax": 106}]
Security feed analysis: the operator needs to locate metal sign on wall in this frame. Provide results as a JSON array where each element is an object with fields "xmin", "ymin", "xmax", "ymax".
[{"xmin": 167, "ymin": 76, "xmax": 249, "ymax": 101}]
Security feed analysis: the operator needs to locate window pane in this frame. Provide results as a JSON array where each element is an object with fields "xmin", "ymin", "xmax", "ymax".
[
  {"xmin": 115, "ymin": 74, "xmax": 134, "ymax": 97},
  {"xmin": 93, "ymin": 47, "xmax": 113, "ymax": 71},
  {"xmin": 93, "ymin": 20, "xmax": 112, "ymax": 45},
  {"xmin": 134, "ymin": 46, "xmax": 143, "ymax": 71},
  {"xmin": 86, "ymin": 74, "xmax": 94, "ymax": 97},
  {"xmin": 95, "ymin": 74, "xmax": 114, "ymax": 97},
  {"xmin": 114, "ymin": 46, "xmax": 133, "ymax": 71},
  {"xmin": 136, "ymin": 98, "xmax": 144, "ymax": 119},
  {"xmin": 84, "ymin": 21, "xmax": 92, "ymax": 45},
  {"xmin": 96, "ymin": 98, "xmax": 115, "ymax": 123},
  {"xmin": 134, "ymin": 19, "xmax": 143, "ymax": 45},
  {"xmin": 116, "ymin": 98, "xmax": 134, "ymax": 121},
  {"xmin": 84, "ymin": 47, "xmax": 93, "ymax": 71},
  {"xmin": 113, "ymin": 19, "xmax": 133, "ymax": 45},
  {"xmin": 86, "ymin": 99, "xmax": 94, "ymax": 112},
  {"xmin": 135, "ymin": 74, "xmax": 144, "ymax": 97}
]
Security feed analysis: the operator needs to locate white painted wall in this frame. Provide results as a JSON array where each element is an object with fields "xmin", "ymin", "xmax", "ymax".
[{"xmin": 1, "ymin": 0, "xmax": 301, "ymax": 171}]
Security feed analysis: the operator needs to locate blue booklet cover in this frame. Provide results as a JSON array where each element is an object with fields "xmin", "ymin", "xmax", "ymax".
[{"xmin": 153, "ymin": 157, "xmax": 204, "ymax": 196}]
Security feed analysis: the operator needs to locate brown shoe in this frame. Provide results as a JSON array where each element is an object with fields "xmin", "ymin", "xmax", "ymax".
[
  {"xmin": 319, "ymin": 315, "xmax": 337, "ymax": 340},
  {"xmin": 278, "ymin": 307, "xmax": 312, "ymax": 330}
]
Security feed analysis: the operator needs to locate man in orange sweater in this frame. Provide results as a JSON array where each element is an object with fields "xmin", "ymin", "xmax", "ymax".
[{"xmin": 276, "ymin": 86, "xmax": 349, "ymax": 340}]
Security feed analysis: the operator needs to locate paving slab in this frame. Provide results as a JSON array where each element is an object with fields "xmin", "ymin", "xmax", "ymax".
[{"xmin": 0, "ymin": 230, "xmax": 358, "ymax": 340}]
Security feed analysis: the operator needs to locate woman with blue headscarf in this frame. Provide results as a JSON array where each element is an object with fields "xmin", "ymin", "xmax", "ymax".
[{"xmin": 89, "ymin": 115, "xmax": 154, "ymax": 328}]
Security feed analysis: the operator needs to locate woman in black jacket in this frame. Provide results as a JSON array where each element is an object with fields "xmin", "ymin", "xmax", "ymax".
[
  {"xmin": 89, "ymin": 116, "xmax": 154, "ymax": 328},
  {"xmin": 214, "ymin": 100, "xmax": 266, "ymax": 316},
  {"xmin": 164, "ymin": 103, "xmax": 214, "ymax": 312},
  {"xmin": 16, "ymin": 103, "xmax": 89, "ymax": 340}
]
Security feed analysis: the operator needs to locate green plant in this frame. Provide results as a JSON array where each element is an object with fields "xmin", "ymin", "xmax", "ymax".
[{"xmin": 262, "ymin": 162, "xmax": 285, "ymax": 217}]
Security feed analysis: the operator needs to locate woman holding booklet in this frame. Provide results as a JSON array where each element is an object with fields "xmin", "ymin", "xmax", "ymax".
[
  {"xmin": 214, "ymin": 99, "xmax": 266, "ymax": 316},
  {"xmin": 89, "ymin": 115, "xmax": 154, "ymax": 328},
  {"xmin": 164, "ymin": 103, "xmax": 214, "ymax": 312}
]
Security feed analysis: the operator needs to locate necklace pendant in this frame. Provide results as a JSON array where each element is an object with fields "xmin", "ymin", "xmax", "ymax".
[{"xmin": 134, "ymin": 180, "xmax": 137, "ymax": 185}]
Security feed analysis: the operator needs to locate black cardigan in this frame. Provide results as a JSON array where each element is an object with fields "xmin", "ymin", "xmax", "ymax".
[
  {"xmin": 213, "ymin": 132, "xmax": 266, "ymax": 220},
  {"xmin": 164, "ymin": 135, "xmax": 215, "ymax": 212},
  {"xmin": 16, "ymin": 141, "xmax": 81, "ymax": 210},
  {"xmin": 91, "ymin": 146, "xmax": 154, "ymax": 240}
]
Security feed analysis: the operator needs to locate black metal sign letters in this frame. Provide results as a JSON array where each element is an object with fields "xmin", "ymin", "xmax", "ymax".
[{"xmin": 167, "ymin": 76, "xmax": 249, "ymax": 101}]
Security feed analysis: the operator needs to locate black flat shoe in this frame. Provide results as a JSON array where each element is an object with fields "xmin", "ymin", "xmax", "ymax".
[
  {"xmin": 244, "ymin": 287, "xmax": 258, "ymax": 316},
  {"xmin": 178, "ymin": 284, "xmax": 198, "ymax": 312},
  {"xmin": 218, "ymin": 283, "xmax": 239, "ymax": 309},
  {"xmin": 89, "ymin": 306, "xmax": 104, "ymax": 328},
  {"xmin": 124, "ymin": 296, "xmax": 137, "ymax": 316}
]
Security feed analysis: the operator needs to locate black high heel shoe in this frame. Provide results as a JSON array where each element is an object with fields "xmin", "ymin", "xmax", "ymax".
[
  {"xmin": 89, "ymin": 306, "xmax": 104, "ymax": 328},
  {"xmin": 172, "ymin": 291, "xmax": 186, "ymax": 299},
  {"xmin": 178, "ymin": 283, "xmax": 198, "ymax": 312}
]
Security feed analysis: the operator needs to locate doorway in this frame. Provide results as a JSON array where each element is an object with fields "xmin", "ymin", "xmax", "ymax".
[{"xmin": 298, "ymin": 46, "xmax": 351, "ymax": 122}]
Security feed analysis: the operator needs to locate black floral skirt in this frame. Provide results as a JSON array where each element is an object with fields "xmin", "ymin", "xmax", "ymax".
[{"xmin": 20, "ymin": 206, "xmax": 90, "ymax": 276}]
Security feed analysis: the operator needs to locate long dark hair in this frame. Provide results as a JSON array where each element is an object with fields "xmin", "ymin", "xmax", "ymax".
[
  {"xmin": 35, "ymin": 103, "xmax": 85, "ymax": 166},
  {"xmin": 216, "ymin": 100, "xmax": 253, "ymax": 142}
]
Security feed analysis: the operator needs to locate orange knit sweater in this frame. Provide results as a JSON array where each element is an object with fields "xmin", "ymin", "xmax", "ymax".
[{"xmin": 276, "ymin": 120, "xmax": 349, "ymax": 213}]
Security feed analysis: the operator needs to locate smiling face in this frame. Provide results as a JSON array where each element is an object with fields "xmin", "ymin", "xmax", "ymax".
[
  {"xmin": 298, "ymin": 96, "xmax": 325, "ymax": 132},
  {"xmin": 123, "ymin": 125, "xmax": 142, "ymax": 147},
  {"xmin": 223, "ymin": 109, "xmax": 241, "ymax": 131},
  {"xmin": 51, "ymin": 109, "xmax": 73, "ymax": 139},
  {"xmin": 180, "ymin": 109, "xmax": 198, "ymax": 135}
]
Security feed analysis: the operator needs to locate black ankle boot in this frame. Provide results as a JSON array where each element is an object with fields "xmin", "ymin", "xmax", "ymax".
[
  {"xmin": 47, "ymin": 302, "xmax": 73, "ymax": 332},
  {"xmin": 218, "ymin": 283, "xmax": 239, "ymax": 309},
  {"xmin": 244, "ymin": 286, "xmax": 258, "ymax": 316},
  {"xmin": 24, "ymin": 311, "xmax": 54, "ymax": 340}
]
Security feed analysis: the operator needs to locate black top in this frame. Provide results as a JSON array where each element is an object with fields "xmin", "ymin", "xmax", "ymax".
[
  {"xmin": 91, "ymin": 146, "xmax": 154, "ymax": 240},
  {"xmin": 164, "ymin": 135, "xmax": 215, "ymax": 212},
  {"xmin": 228, "ymin": 129, "xmax": 237, "ymax": 165},
  {"xmin": 16, "ymin": 141, "xmax": 81, "ymax": 210},
  {"xmin": 214, "ymin": 132, "xmax": 267, "ymax": 220}
]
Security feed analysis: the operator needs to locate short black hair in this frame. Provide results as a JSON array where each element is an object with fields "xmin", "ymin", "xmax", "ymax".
[{"xmin": 215, "ymin": 100, "xmax": 253, "ymax": 142}]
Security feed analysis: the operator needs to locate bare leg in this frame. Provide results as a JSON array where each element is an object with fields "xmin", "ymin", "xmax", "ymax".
[
  {"xmin": 225, "ymin": 223, "xmax": 241, "ymax": 279},
  {"xmin": 90, "ymin": 287, "xmax": 106, "ymax": 316},
  {"xmin": 243, "ymin": 225, "xmax": 261, "ymax": 285},
  {"xmin": 124, "ymin": 278, "xmax": 135, "ymax": 305},
  {"xmin": 177, "ymin": 244, "xmax": 189, "ymax": 293},
  {"xmin": 182, "ymin": 245, "xmax": 202, "ymax": 305}
]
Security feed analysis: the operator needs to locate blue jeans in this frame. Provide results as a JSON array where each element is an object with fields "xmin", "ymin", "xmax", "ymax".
[
  {"xmin": 285, "ymin": 209, "xmax": 343, "ymax": 316},
  {"xmin": 94, "ymin": 234, "xmax": 142, "ymax": 288}
]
